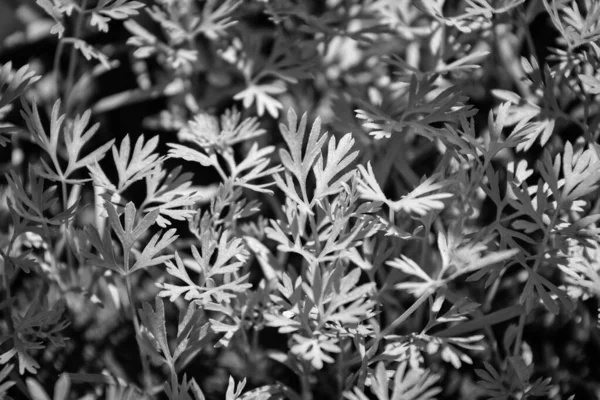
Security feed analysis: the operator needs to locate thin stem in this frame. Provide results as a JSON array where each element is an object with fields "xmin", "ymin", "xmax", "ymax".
[
  {"xmin": 251, "ymin": 327, "xmax": 259, "ymax": 356},
  {"xmin": 346, "ymin": 286, "xmax": 436, "ymax": 368},
  {"xmin": 337, "ymin": 338, "xmax": 346, "ymax": 397},
  {"xmin": 213, "ymin": 158, "xmax": 229, "ymax": 182},
  {"xmin": 300, "ymin": 361, "xmax": 313, "ymax": 400},
  {"xmin": 483, "ymin": 269, "xmax": 505, "ymax": 312},
  {"xmin": 345, "ymin": 287, "xmax": 436, "ymax": 385},
  {"xmin": 518, "ymin": 0, "xmax": 538, "ymax": 61},
  {"xmin": 512, "ymin": 209, "xmax": 560, "ymax": 357},
  {"xmin": 419, "ymin": 222, "xmax": 431, "ymax": 271},
  {"xmin": 513, "ymin": 311, "xmax": 527, "ymax": 357},
  {"xmin": 169, "ymin": 367, "xmax": 179, "ymax": 398},
  {"xmin": 60, "ymin": 181, "xmax": 75, "ymax": 271},
  {"xmin": 125, "ymin": 273, "xmax": 153, "ymax": 396},
  {"xmin": 376, "ymin": 286, "xmax": 434, "ymax": 340},
  {"xmin": 239, "ymin": 325, "xmax": 252, "ymax": 362},
  {"xmin": 53, "ymin": 40, "xmax": 65, "ymax": 88},
  {"xmin": 300, "ymin": 183, "xmax": 320, "ymax": 255},
  {"xmin": 1, "ymin": 249, "xmax": 14, "ymax": 335},
  {"xmin": 65, "ymin": 0, "xmax": 89, "ymax": 100},
  {"xmin": 296, "ymin": 180, "xmax": 318, "ymax": 400}
]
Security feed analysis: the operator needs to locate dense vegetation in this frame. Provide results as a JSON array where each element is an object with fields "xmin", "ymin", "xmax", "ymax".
[{"xmin": 1, "ymin": 0, "xmax": 600, "ymax": 399}]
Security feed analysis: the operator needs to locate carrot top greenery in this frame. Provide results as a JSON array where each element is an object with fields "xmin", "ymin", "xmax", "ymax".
[{"xmin": 1, "ymin": 1, "xmax": 600, "ymax": 399}]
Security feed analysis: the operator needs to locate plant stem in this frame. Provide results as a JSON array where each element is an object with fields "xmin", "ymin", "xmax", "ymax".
[
  {"xmin": 212, "ymin": 155, "xmax": 229, "ymax": 182},
  {"xmin": 300, "ymin": 184, "xmax": 320, "ymax": 255},
  {"xmin": 1, "ymin": 249, "xmax": 14, "ymax": 335},
  {"xmin": 300, "ymin": 361, "xmax": 313, "ymax": 400},
  {"xmin": 65, "ymin": 0, "xmax": 89, "ymax": 100},
  {"xmin": 512, "ymin": 209, "xmax": 559, "ymax": 357},
  {"xmin": 60, "ymin": 181, "xmax": 75, "ymax": 271},
  {"xmin": 251, "ymin": 326, "xmax": 259, "ymax": 357},
  {"xmin": 53, "ymin": 39, "xmax": 65, "ymax": 88},
  {"xmin": 125, "ymin": 273, "xmax": 153, "ymax": 397},
  {"xmin": 345, "ymin": 286, "xmax": 435, "ymax": 368},
  {"xmin": 376, "ymin": 286, "xmax": 434, "ymax": 340},
  {"xmin": 337, "ymin": 338, "xmax": 346, "ymax": 397}
]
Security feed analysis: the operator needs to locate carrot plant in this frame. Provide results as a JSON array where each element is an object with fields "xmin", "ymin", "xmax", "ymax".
[{"xmin": 1, "ymin": 0, "xmax": 600, "ymax": 399}]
